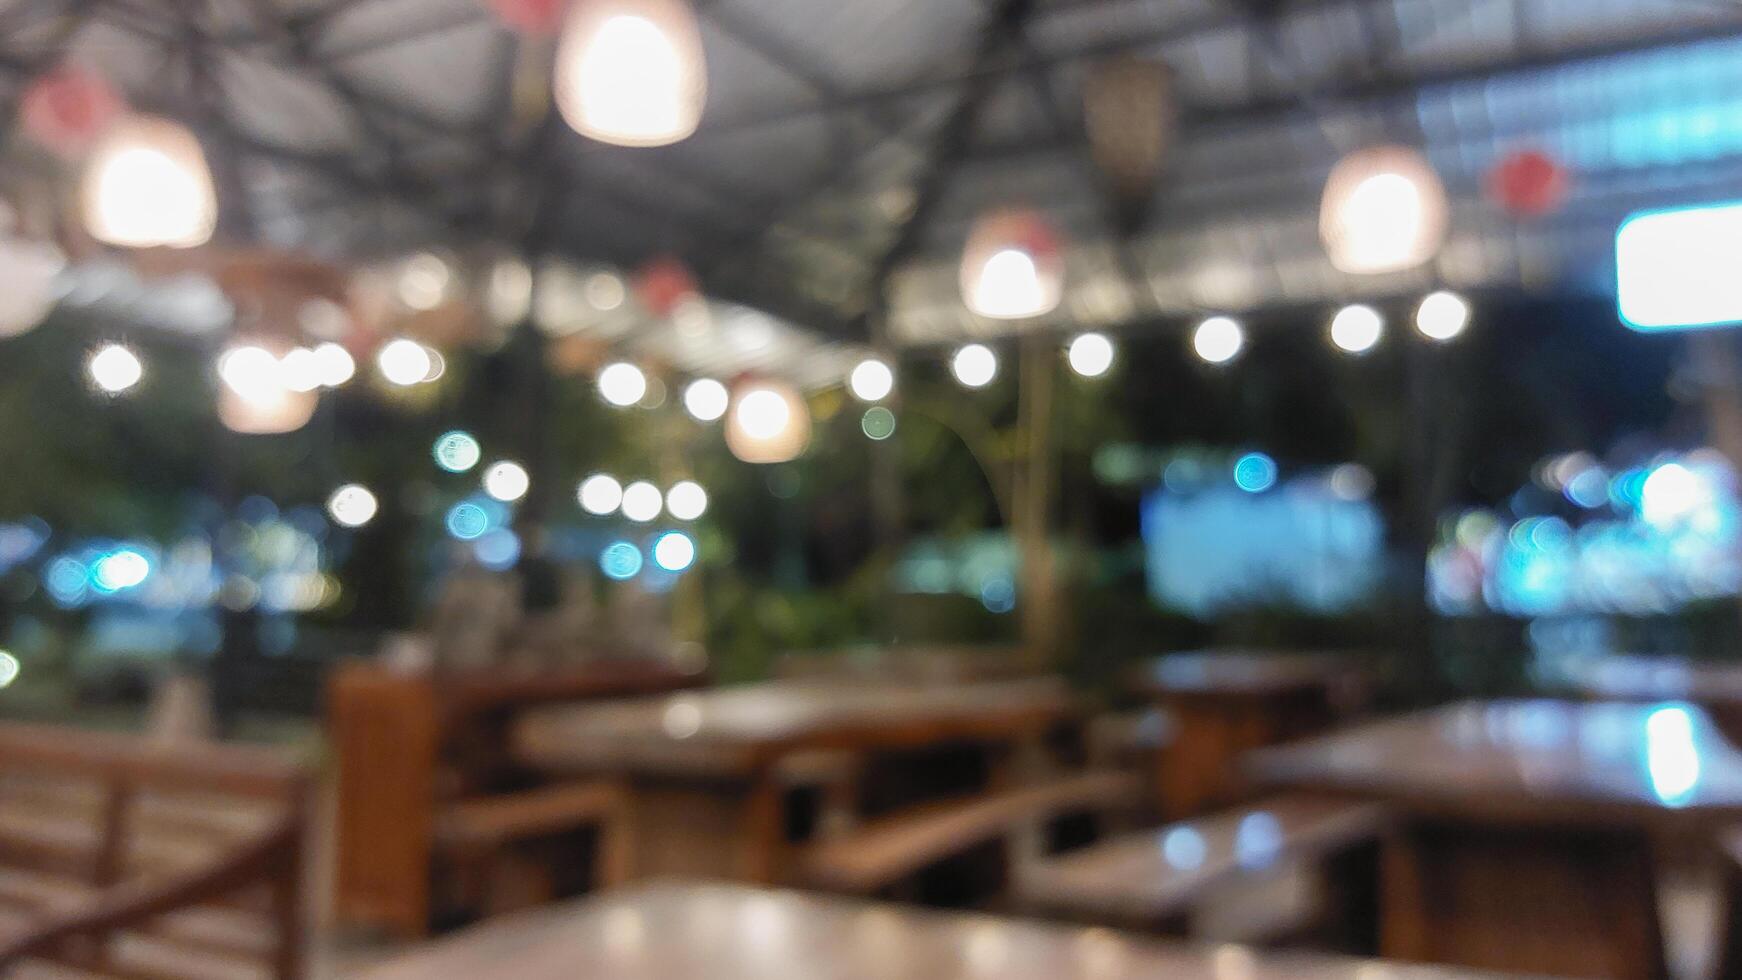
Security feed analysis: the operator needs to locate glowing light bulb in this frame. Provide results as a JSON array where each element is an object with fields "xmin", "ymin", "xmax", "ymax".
[
  {"xmin": 312, "ymin": 342, "xmax": 355, "ymax": 386},
  {"xmin": 960, "ymin": 210, "xmax": 1063, "ymax": 319},
  {"xmin": 735, "ymin": 388, "xmax": 790, "ymax": 440},
  {"xmin": 621, "ymin": 480, "xmax": 663, "ymax": 522},
  {"xmin": 87, "ymin": 344, "xmax": 142, "ymax": 393},
  {"xmin": 82, "ymin": 117, "xmax": 216, "ymax": 249},
  {"xmin": 848, "ymin": 358, "xmax": 895, "ymax": 402},
  {"xmin": 327, "ymin": 484, "xmax": 379, "ymax": 528},
  {"xmin": 951, "ymin": 344, "xmax": 998, "ymax": 388},
  {"xmin": 665, "ymin": 480, "xmax": 707, "ymax": 520},
  {"xmin": 578, "ymin": 473, "xmax": 623, "ymax": 515},
  {"xmin": 377, "ymin": 338, "xmax": 432, "ymax": 386},
  {"xmin": 554, "ymin": 0, "xmax": 707, "ymax": 147},
  {"xmin": 726, "ymin": 380, "xmax": 809, "ymax": 463},
  {"xmin": 1330, "ymin": 304, "xmax": 1384, "ymax": 354},
  {"xmin": 279, "ymin": 347, "xmax": 323, "ymax": 393},
  {"xmin": 1193, "ymin": 316, "xmax": 1243, "ymax": 364},
  {"xmin": 652, "ymin": 530, "xmax": 695, "ymax": 571},
  {"xmin": 1415, "ymin": 290, "xmax": 1470, "ymax": 342},
  {"xmin": 1320, "ymin": 146, "xmax": 1447, "ymax": 275},
  {"xmin": 483, "ymin": 461, "xmax": 530, "ymax": 502},
  {"xmin": 219, "ymin": 345, "xmax": 281, "ymax": 400},
  {"xmin": 598, "ymin": 361, "xmax": 647, "ymax": 407},
  {"xmin": 1066, "ymin": 332, "xmax": 1115, "ymax": 377},
  {"xmin": 683, "ymin": 377, "xmax": 728, "ymax": 421}
]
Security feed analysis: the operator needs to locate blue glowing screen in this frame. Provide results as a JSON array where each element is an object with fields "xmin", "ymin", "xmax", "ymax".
[{"xmin": 1618, "ymin": 201, "xmax": 1742, "ymax": 331}]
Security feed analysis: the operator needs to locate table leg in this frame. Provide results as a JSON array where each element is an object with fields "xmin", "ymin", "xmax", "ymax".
[{"xmin": 1379, "ymin": 821, "xmax": 1668, "ymax": 979}]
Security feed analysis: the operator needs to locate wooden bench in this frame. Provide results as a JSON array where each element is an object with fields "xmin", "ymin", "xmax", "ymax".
[
  {"xmin": 330, "ymin": 660, "xmax": 703, "ymax": 937},
  {"xmin": 0, "ymin": 722, "xmax": 310, "ymax": 978},
  {"xmin": 796, "ymin": 769, "xmax": 1145, "ymax": 895},
  {"xmin": 1012, "ymin": 794, "xmax": 1387, "ymax": 947}
]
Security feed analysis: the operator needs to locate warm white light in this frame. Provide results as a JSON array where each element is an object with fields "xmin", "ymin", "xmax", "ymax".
[
  {"xmin": 683, "ymin": 378, "xmax": 729, "ymax": 421},
  {"xmin": 82, "ymin": 117, "xmax": 217, "ymax": 249},
  {"xmin": 313, "ymin": 342, "xmax": 355, "ymax": 386},
  {"xmin": 726, "ymin": 380, "xmax": 810, "ymax": 464},
  {"xmin": 397, "ymin": 253, "xmax": 451, "ymax": 311},
  {"xmin": 578, "ymin": 474, "xmax": 624, "ymax": 515},
  {"xmin": 665, "ymin": 480, "xmax": 707, "ymax": 520},
  {"xmin": 483, "ymin": 461, "xmax": 530, "ymax": 502},
  {"xmin": 279, "ymin": 347, "xmax": 323, "ymax": 393},
  {"xmin": 377, "ymin": 338, "xmax": 433, "ymax": 386},
  {"xmin": 735, "ymin": 388, "xmax": 790, "ymax": 440},
  {"xmin": 1415, "ymin": 290, "xmax": 1470, "ymax": 342},
  {"xmin": 219, "ymin": 345, "xmax": 281, "ymax": 399},
  {"xmin": 1319, "ymin": 145, "xmax": 1447, "ymax": 275},
  {"xmin": 621, "ymin": 480, "xmax": 663, "ymax": 522},
  {"xmin": 1193, "ymin": 316, "xmax": 1244, "ymax": 364},
  {"xmin": 1330, "ymin": 304, "xmax": 1384, "ymax": 354},
  {"xmin": 0, "ymin": 236, "xmax": 65, "ymax": 338},
  {"xmin": 960, "ymin": 210, "xmax": 1064, "ymax": 319},
  {"xmin": 554, "ymin": 0, "xmax": 708, "ymax": 148},
  {"xmin": 598, "ymin": 361, "xmax": 647, "ymax": 407},
  {"xmin": 1066, "ymin": 333, "xmax": 1115, "ymax": 377},
  {"xmin": 848, "ymin": 358, "xmax": 895, "ymax": 402},
  {"xmin": 87, "ymin": 344, "xmax": 142, "ymax": 393},
  {"xmin": 327, "ymin": 484, "xmax": 378, "ymax": 528},
  {"xmin": 652, "ymin": 530, "xmax": 696, "ymax": 572},
  {"xmin": 487, "ymin": 257, "xmax": 533, "ymax": 326},
  {"xmin": 951, "ymin": 344, "xmax": 998, "ymax": 388}
]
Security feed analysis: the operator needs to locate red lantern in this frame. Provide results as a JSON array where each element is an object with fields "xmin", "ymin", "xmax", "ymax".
[
  {"xmin": 487, "ymin": 0, "xmax": 566, "ymax": 35},
  {"xmin": 1489, "ymin": 149, "xmax": 1568, "ymax": 218},
  {"xmin": 20, "ymin": 65, "xmax": 122, "ymax": 158},
  {"xmin": 634, "ymin": 256, "xmax": 698, "ymax": 318}
]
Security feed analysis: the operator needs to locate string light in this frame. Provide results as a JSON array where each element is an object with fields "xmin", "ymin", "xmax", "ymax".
[
  {"xmin": 554, "ymin": 0, "xmax": 708, "ymax": 147},
  {"xmin": 312, "ymin": 343, "xmax": 355, "ymax": 387},
  {"xmin": 433, "ymin": 431, "xmax": 482, "ymax": 473},
  {"xmin": 652, "ymin": 530, "xmax": 696, "ymax": 572},
  {"xmin": 377, "ymin": 338, "xmax": 433, "ymax": 387},
  {"xmin": 578, "ymin": 474, "xmax": 624, "ymax": 515},
  {"xmin": 1066, "ymin": 333, "xmax": 1115, "ymax": 378},
  {"xmin": 665, "ymin": 480, "xmax": 707, "ymax": 520},
  {"xmin": 951, "ymin": 344, "xmax": 998, "ymax": 388},
  {"xmin": 327, "ymin": 484, "xmax": 378, "ymax": 528},
  {"xmin": 848, "ymin": 358, "xmax": 894, "ymax": 402},
  {"xmin": 598, "ymin": 361, "xmax": 647, "ymax": 407},
  {"xmin": 621, "ymin": 480, "xmax": 663, "ymax": 522},
  {"xmin": 1192, "ymin": 316, "xmax": 1243, "ymax": 364},
  {"xmin": 87, "ymin": 344, "xmax": 142, "ymax": 393},
  {"xmin": 1329, "ymin": 304, "xmax": 1384, "ymax": 354},
  {"xmin": 483, "ymin": 461, "xmax": 530, "ymax": 502},
  {"xmin": 1415, "ymin": 290, "xmax": 1470, "ymax": 342},
  {"xmin": 683, "ymin": 377, "xmax": 729, "ymax": 421}
]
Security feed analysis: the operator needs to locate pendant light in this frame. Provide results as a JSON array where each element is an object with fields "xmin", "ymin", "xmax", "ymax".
[
  {"xmin": 82, "ymin": 116, "xmax": 217, "ymax": 249},
  {"xmin": 726, "ymin": 379, "xmax": 810, "ymax": 464},
  {"xmin": 1319, "ymin": 146, "xmax": 1447, "ymax": 275},
  {"xmin": 959, "ymin": 209, "xmax": 1064, "ymax": 320},
  {"xmin": 554, "ymin": 0, "xmax": 708, "ymax": 147}
]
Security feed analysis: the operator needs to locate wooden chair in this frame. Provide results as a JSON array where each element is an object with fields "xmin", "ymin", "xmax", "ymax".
[
  {"xmin": 1012, "ymin": 794, "xmax": 1387, "ymax": 949},
  {"xmin": 330, "ymin": 660, "xmax": 701, "ymax": 936},
  {"xmin": 0, "ymin": 722, "xmax": 310, "ymax": 978},
  {"xmin": 796, "ymin": 769, "xmax": 1145, "ymax": 896}
]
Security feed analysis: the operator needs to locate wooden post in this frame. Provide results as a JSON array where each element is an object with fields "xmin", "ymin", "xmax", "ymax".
[{"xmin": 1013, "ymin": 334, "xmax": 1061, "ymax": 671}]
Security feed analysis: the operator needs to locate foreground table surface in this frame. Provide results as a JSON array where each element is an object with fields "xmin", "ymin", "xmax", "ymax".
[
  {"xmin": 1248, "ymin": 698, "xmax": 1742, "ymax": 824},
  {"xmin": 1134, "ymin": 650, "xmax": 1366, "ymax": 698},
  {"xmin": 515, "ymin": 677, "xmax": 1076, "ymax": 777},
  {"xmin": 355, "ymin": 881, "xmax": 1535, "ymax": 980}
]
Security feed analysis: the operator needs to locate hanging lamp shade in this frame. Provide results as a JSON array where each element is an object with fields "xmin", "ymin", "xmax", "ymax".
[
  {"xmin": 1318, "ymin": 145, "xmax": 1447, "ymax": 275},
  {"xmin": 725, "ymin": 378, "xmax": 810, "ymax": 464},
  {"xmin": 1489, "ymin": 148, "xmax": 1569, "ymax": 219},
  {"xmin": 959, "ymin": 209, "xmax": 1064, "ymax": 319},
  {"xmin": 82, "ymin": 116, "xmax": 217, "ymax": 249},
  {"xmin": 1082, "ymin": 56, "xmax": 1175, "ymax": 201},
  {"xmin": 216, "ymin": 342, "xmax": 317, "ymax": 434},
  {"xmin": 553, "ymin": 0, "xmax": 708, "ymax": 147},
  {"xmin": 21, "ymin": 65, "xmax": 122, "ymax": 158}
]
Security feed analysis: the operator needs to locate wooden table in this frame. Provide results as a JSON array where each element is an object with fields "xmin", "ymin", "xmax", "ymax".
[
  {"xmin": 513, "ymin": 678, "xmax": 1078, "ymax": 882},
  {"xmin": 1135, "ymin": 650, "xmax": 1369, "ymax": 817},
  {"xmin": 356, "ymin": 880, "xmax": 1535, "ymax": 980},
  {"xmin": 1560, "ymin": 653, "xmax": 1742, "ymax": 739},
  {"xmin": 1249, "ymin": 699, "xmax": 1742, "ymax": 977}
]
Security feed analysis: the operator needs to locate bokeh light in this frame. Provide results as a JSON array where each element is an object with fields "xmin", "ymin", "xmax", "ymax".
[
  {"xmin": 1193, "ymin": 316, "xmax": 1243, "ymax": 365},
  {"xmin": 474, "ymin": 528, "xmax": 522, "ymax": 570},
  {"xmin": 326, "ymin": 484, "xmax": 379, "ymax": 528},
  {"xmin": 862, "ymin": 406, "xmax": 897, "ymax": 441},
  {"xmin": 1233, "ymin": 452, "xmax": 1278, "ymax": 493},
  {"xmin": 1319, "ymin": 145, "xmax": 1448, "ymax": 275},
  {"xmin": 599, "ymin": 540, "xmax": 643, "ymax": 580},
  {"xmin": 93, "ymin": 548, "xmax": 150, "ymax": 590},
  {"xmin": 665, "ymin": 481, "xmax": 708, "ymax": 521},
  {"xmin": 1066, "ymin": 333, "xmax": 1115, "ymax": 378},
  {"xmin": 446, "ymin": 502, "xmax": 490, "ymax": 540},
  {"xmin": 598, "ymin": 362, "xmax": 648, "ymax": 407},
  {"xmin": 951, "ymin": 343, "xmax": 998, "ymax": 388},
  {"xmin": 848, "ymin": 358, "xmax": 895, "ymax": 402},
  {"xmin": 87, "ymin": 344, "xmax": 142, "ymax": 393},
  {"xmin": 553, "ymin": 0, "xmax": 708, "ymax": 147},
  {"xmin": 578, "ymin": 474, "xmax": 624, "ymax": 515},
  {"xmin": 682, "ymin": 378, "xmax": 729, "ymax": 421},
  {"xmin": 376, "ymin": 338, "xmax": 432, "ymax": 387},
  {"xmin": 433, "ymin": 431, "xmax": 483, "ymax": 473},
  {"xmin": 1415, "ymin": 290, "xmax": 1470, "ymax": 342},
  {"xmin": 1329, "ymin": 304, "xmax": 1384, "ymax": 354},
  {"xmin": 82, "ymin": 117, "xmax": 217, "ymax": 249},
  {"xmin": 621, "ymin": 480, "xmax": 663, "ymax": 522},
  {"xmin": 652, "ymin": 530, "xmax": 696, "ymax": 572},
  {"xmin": 0, "ymin": 649, "xmax": 16, "ymax": 689},
  {"xmin": 483, "ymin": 461, "xmax": 530, "ymax": 502}
]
